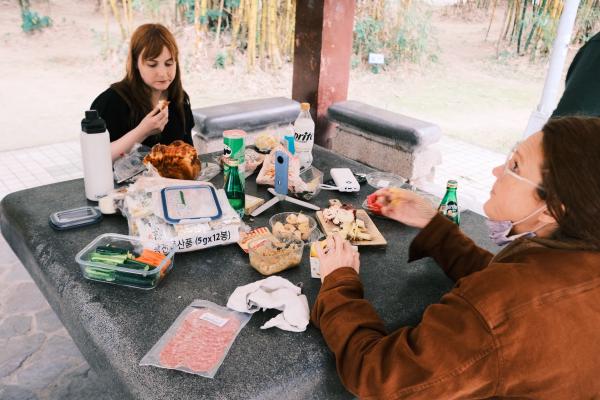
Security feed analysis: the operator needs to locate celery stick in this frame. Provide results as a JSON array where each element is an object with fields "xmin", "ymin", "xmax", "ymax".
[{"xmin": 85, "ymin": 266, "xmax": 115, "ymax": 282}]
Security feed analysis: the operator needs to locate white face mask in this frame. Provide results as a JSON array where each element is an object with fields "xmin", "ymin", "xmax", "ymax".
[{"xmin": 485, "ymin": 205, "xmax": 549, "ymax": 246}]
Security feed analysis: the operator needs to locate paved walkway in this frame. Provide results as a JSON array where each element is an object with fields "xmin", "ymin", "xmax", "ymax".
[
  {"xmin": 0, "ymin": 234, "xmax": 115, "ymax": 400},
  {"xmin": 0, "ymin": 137, "xmax": 504, "ymax": 399}
]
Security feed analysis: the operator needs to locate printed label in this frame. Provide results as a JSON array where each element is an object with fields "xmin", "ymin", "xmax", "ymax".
[
  {"xmin": 445, "ymin": 202, "xmax": 459, "ymax": 217},
  {"xmin": 200, "ymin": 312, "xmax": 230, "ymax": 327},
  {"xmin": 144, "ymin": 225, "xmax": 240, "ymax": 254},
  {"xmin": 294, "ymin": 131, "xmax": 314, "ymax": 143}
]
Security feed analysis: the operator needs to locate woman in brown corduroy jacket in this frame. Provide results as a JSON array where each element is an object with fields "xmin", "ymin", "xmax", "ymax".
[{"xmin": 312, "ymin": 117, "xmax": 600, "ymax": 399}]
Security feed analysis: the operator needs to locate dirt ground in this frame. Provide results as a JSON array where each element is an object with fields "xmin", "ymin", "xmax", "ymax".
[{"xmin": 0, "ymin": 0, "xmax": 577, "ymax": 153}]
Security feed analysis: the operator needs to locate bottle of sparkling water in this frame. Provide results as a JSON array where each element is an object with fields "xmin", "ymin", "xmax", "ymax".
[
  {"xmin": 224, "ymin": 160, "xmax": 245, "ymax": 218},
  {"xmin": 293, "ymin": 102, "xmax": 315, "ymax": 170},
  {"xmin": 438, "ymin": 180, "xmax": 460, "ymax": 225}
]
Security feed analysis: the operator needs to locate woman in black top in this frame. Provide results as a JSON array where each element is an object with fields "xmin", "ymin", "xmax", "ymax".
[{"xmin": 91, "ymin": 23, "xmax": 194, "ymax": 161}]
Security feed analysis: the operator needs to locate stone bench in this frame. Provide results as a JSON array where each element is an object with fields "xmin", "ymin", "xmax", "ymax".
[
  {"xmin": 192, "ymin": 97, "xmax": 300, "ymax": 153},
  {"xmin": 327, "ymin": 100, "xmax": 442, "ymax": 183}
]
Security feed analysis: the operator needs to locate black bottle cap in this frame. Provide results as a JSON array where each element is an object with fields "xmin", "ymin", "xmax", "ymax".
[{"xmin": 81, "ymin": 110, "xmax": 107, "ymax": 134}]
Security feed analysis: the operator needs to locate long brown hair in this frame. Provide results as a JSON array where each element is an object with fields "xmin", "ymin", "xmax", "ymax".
[
  {"xmin": 111, "ymin": 23, "xmax": 188, "ymax": 131},
  {"xmin": 541, "ymin": 117, "xmax": 600, "ymax": 248}
]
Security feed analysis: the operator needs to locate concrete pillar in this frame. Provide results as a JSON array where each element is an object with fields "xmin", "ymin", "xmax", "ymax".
[{"xmin": 291, "ymin": 0, "xmax": 356, "ymax": 148}]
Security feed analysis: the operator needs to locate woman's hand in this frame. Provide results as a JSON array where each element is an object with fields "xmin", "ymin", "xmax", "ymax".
[
  {"xmin": 375, "ymin": 188, "xmax": 437, "ymax": 229},
  {"xmin": 316, "ymin": 234, "xmax": 360, "ymax": 282},
  {"xmin": 137, "ymin": 105, "xmax": 169, "ymax": 139}
]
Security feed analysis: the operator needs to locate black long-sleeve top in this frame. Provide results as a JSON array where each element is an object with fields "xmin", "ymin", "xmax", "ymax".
[{"xmin": 90, "ymin": 87, "xmax": 194, "ymax": 148}]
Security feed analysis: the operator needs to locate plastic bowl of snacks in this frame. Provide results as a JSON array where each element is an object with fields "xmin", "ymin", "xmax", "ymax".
[
  {"xmin": 269, "ymin": 212, "xmax": 320, "ymax": 242},
  {"xmin": 254, "ymin": 133, "xmax": 280, "ymax": 153},
  {"xmin": 75, "ymin": 233, "xmax": 175, "ymax": 290},
  {"xmin": 292, "ymin": 166, "xmax": 323, "ymax": 201},
  {"xmin": 247, "ymin": 236, "xmax": 304, "ymax": 276}
]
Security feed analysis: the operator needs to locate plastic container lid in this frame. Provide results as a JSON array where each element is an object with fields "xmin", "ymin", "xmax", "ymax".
[
  {"xmin": 160, "ymin": 185, "xmax": 222, "ymax": 224},
  {"xmin": 49, "ymin": 206, "xmax": 103, "ymax": 230},
  {"xmin": 366, "ymin": 172, "xmax": 407, "ymax": 189}
]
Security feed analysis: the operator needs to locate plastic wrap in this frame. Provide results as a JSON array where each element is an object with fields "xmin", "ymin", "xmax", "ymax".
[
  {"xmin": 119, "ymin": 176, "xmax": 241, "ymax": 252},
  {"xmin": 113, "ymin": 143, "xmax": 150, "ymax": 184}
]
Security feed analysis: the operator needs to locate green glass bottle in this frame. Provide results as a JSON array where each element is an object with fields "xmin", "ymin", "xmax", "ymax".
[
  {"xmin": 224, "ymin": 160, "xmax": 245, "ymax": 217},
  {"xmin": 438, "ymin": 180, "xmax": 460, "ymax": 225}
]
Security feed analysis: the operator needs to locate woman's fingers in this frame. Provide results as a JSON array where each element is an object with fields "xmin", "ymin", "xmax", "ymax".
[
  {"xmin": 352, "ymin": 251, "xmax": 360, "ymax": 272},
  {"xmin": 342, "ymin": 240, "xmax": 352, "ymax": 252},
  {"xmin": 149, "ymin": 105, "xmax": 161, "ymax": 117},
  {"xmin": 315, "ymin": 241, "xmax": 326, "ymax": 259},
  {"xmin": 332, "ymin": 234, "xmax": 345, "ymax": 255},
  {"xmin": 326, "ymin": 236, "xmax": 336, "ymax": 253}
]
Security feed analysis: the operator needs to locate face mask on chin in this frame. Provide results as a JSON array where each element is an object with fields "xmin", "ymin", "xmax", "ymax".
[{"xmin": 485, "ymin": 204, "xmax": 549, "ymax": 246}]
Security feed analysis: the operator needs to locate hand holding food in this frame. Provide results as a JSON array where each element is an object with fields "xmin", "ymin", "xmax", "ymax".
[
  {"xmin": 157, "ymin": 99, "xmax": 170, "ymax": 111},
  {"xmin": 370, "ymin": 188, "xmax": 436, "ymax": 228},
  {"xmin": 315, "ymin": 234, "xmax": 360, "ymax": 282},
  {"xmin": 138, "ymin": 103, "xmax": 169, "ymax": 138}
]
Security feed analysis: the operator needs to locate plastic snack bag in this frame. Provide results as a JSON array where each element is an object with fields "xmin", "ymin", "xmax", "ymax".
[
  {"xmin": 255, "ymin": 145, "xmax": 308, "ymax": 193},
  {"xmin": 113, "ymin": 143, "xmax": 151, "ymax": 184},
  {"xmin": 140, "ymin": 300, "xmax": 251, "ymax": 378},
  {"xmin": 119, "ymin": 176, "xmax": 242, "ymax": 253}
]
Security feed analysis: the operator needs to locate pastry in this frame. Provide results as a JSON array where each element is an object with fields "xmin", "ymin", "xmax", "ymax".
[{"xmin": 143, "ymin": 140, "xmax": 201, "ymax": 180}]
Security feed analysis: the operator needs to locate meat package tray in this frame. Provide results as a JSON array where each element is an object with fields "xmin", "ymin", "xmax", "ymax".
[{"xmin": 140, "ymin": 300, "xmax": 251, "ymax": 378}]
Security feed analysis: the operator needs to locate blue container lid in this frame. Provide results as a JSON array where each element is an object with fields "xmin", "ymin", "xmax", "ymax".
[{"xmin": 160, "ymin": 185, "xmax": 222, "ymax": 224}]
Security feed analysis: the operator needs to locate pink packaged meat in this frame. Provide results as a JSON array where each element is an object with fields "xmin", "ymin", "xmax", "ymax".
[{"xmin": 140, "ymin": 300, "xmax": 251, "ymax": 378}]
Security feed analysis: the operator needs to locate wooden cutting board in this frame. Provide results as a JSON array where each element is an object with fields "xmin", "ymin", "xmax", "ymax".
[{"xmin": 315, "ymin": 209, "xmax": 387, "ymax": 246}]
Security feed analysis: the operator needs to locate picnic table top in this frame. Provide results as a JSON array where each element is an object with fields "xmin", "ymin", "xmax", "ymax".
[{"xmin": 0, "ymin": 146, "xmax": 495, "ymax": 400}]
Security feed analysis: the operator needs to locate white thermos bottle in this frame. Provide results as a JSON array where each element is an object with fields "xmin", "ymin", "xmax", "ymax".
[{"xmin": 80, "ymin": 110, "xmax": 113, "ymax": 201}]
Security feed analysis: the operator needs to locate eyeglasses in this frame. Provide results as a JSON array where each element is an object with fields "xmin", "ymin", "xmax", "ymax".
[{"xmin": 503, "ymin": 142, "xmax": 544, "ymax": 191}]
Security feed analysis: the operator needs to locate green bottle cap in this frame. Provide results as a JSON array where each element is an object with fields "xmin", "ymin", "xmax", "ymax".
[{"xmin": 446, "ymin": 180, "xmax": 458, "ymax": 189}]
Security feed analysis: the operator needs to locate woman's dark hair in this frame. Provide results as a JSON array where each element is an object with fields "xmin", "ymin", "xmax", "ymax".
[
  {"xmin": 111, "ymin": 23, "xmax": 188, "ymax": 132},
  {"xmin": 541, "ymin": 117, "xmax": 600, "ymax": 247}
]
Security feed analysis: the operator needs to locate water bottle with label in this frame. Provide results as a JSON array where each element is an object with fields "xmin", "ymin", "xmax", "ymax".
[{"xmin": 293, "ymin": 102, "xmax": 315, "ymax": 170}]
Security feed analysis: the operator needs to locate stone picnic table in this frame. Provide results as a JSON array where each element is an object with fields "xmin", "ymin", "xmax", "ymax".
[{"xmin": 0, "ymin": 146, "xmax": 495, "ymax": 399}]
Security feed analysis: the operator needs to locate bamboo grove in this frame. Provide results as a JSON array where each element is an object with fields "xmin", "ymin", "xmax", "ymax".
[
  {"xmin": 99, "ymin": 0, "xmax": 295, "ymax": 69},
  {"xmin": 95, "ymin": 0, "xmax": 599, "ymax": 69},
  {"xmin": 469, "ymin": 0, "xmax": 600, "ymax": 60},
  {"xmin": 97, "ymin": 0, "xmax": 435, "ymax": 70}
]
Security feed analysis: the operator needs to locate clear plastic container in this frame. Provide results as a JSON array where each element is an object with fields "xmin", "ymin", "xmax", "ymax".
[
  {"xmin": 292, "ymin": 166, "xmax": 323, "ymax": 201},
  {"xmin": 269, "ymin": 212, "xmax": 319, "ymax": 242},
  {"xmin": 75, "ymin": 233, "xmax": 175, "ymax": 290},
  {"xmin": 366, "ymin": 172, "xmax": 407, "ymax": 189},
  {"xmin": 248, "ymin": 236, "xmax": 304, "ymax": 276}
]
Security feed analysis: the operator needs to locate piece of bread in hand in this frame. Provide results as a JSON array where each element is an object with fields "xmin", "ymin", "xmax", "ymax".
[{"xmin": 157, "ymin": 99, "xmax": 170, "ymax": 111}]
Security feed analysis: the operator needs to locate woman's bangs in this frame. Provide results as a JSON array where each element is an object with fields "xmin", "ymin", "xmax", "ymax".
[{"xmin": 141, "ymin": 32, "xmax": 177, "ymax": 62}]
